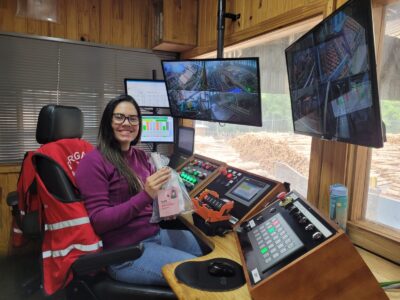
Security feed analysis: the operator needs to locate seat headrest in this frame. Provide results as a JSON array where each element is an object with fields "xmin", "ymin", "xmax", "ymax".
[{"xmin": 36, "ymin": 105, "xmax": 83, "ymax": 144}]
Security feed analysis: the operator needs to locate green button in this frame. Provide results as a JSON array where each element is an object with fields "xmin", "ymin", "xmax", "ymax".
[
  {"xmin": 260, "ymin": 247, "xmax": 269, "ymax": 254},
  {"xmin": 268, "ymin": 227, "xmax": 275, "ymax": 233}
]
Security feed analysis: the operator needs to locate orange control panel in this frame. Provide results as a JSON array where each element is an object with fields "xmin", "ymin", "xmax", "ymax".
[{"xmin": 191, "ymin": 164, "xmax": 285, "ymax": 228}]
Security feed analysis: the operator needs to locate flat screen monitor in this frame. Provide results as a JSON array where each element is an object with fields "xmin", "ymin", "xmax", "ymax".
[
  {"xmin": 141, "ymin": 115, "xmax": 174, "ymax": 143},
  {"xmin": 177, "ymin": 126, "xmax": 195, "ymax": 155},
  {"xmin": 161, "ymin": 58, "xmax": 262, "ymax": 127},
  {"xmin": 124, "ymin": 79, "xmax": 170, "ymax": 108},
  {"xmin": 285, "ymin": 0, "xmax": 384, "ymax": 148},
  {"xmin": 226, "ymin": 177, "xmax": 271, "ymax": 207}
]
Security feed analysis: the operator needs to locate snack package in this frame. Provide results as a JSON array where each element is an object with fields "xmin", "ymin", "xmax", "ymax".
[{"xmin": 149, "ymin": 152, "xmax": 192, "ymax": 223}]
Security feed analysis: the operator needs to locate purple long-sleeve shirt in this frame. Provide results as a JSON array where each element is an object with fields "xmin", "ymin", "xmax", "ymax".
[{"xmin": 75, "ymin": 147, "xmax": 159, "ymax": 249}]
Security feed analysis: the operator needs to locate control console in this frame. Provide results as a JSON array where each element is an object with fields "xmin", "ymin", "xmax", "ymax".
[
  {"xmin": 236, "ymin": 190, "xmax": 336, "ymax": 285},
  {"xmin": 192, "ymin": 165, "xmax": 284, "ymax": 228},
  {"xmin": 176, "ymin": 154, "xmax": 223, "ymax": 195},
  {"xmin": 233, "ymin": 190, "xmax": 386, "ymax": 300}
]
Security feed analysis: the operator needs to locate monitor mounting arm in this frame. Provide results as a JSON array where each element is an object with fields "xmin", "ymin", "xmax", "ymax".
[{"xmin": 217, "ymin": 0, "xmax": 240, "ymax": 58}]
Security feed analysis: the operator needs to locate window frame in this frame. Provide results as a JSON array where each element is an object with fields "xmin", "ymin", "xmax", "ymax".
[
  {"xmin": 307, "ymin": 0, "xmax": 400, "ymax": 264},
  {"xmin": 346, "ymin": 0, "xmax": 400, "ymax": 263}
]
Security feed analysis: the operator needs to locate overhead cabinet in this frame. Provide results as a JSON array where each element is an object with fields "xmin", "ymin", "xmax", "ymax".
[{"xmin": 153, "ymin": 0, "xmax": 198, "ymax": 52}]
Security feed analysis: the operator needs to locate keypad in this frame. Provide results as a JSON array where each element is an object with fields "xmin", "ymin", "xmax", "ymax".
[
  {"xmin": 249, "ymin": 213, "xmax": 304, "ymax": 273},
  {"xmin": 202, "ymin": 194, "xmax": 225, "ymax": 211}
]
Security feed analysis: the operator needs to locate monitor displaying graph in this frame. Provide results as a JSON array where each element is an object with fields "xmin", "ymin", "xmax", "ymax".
[
  {"xmin": 124, "ymin": 79, "xmax": 170, "ymax": 108},
  {"xmin": 141, "ymin": 115, "xmax": 175, "ymax": 143}
]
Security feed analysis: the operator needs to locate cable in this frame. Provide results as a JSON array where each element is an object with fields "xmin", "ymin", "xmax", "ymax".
[
  {"xmin": 382, "ymin": 283, "xmax": 400, "ymax": 290},
  {"xmin": 141, "ymin": 107, "xmax": 154, "ymax": 113},
  {"xmin": 380, "ymin": 280, "xmax": 400, "ymax": 288}
]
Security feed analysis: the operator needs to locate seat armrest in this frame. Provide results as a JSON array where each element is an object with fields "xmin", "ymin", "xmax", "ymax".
[
  {"xmin": 159, "ymin": 218, "xmax": 188, "ymax": 230},
  {"xmin": 72, "ymin": 243, "xmax": 144, "ymax": 276},
  {"xmin": 6, "ymin": 191, "xmax": 18, "ymax": 207}
]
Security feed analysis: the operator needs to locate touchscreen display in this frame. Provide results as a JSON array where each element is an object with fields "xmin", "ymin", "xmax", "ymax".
[{"xmin": 231, "ymin": 180, "xmax": 264, "ymax": 201}]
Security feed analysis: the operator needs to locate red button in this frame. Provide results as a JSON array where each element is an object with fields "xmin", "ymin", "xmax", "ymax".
[{"xmin": 277, "ymin": 192, "xmax": 287, "ymax": 200}]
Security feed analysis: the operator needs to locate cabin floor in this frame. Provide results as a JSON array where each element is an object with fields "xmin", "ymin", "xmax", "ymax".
[{"xmin": 0, "ymin": 252, "xmax": 66, "ymax": 300}]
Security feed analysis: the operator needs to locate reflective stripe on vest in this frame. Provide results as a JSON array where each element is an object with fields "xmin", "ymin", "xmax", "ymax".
[
  {"xmin": 13, "ymin": 227, "xmax": 23, "ymax": 234},
  {"xmin": 42, "ymin": 240, "xmax": 103, "ymax": 259},
  {"xmin": 44, "ymin": 217, "xmax": 90, "ymax": 231}
]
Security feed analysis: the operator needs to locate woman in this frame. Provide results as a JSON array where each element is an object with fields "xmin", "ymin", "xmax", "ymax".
[{"xmin": 76, "ymin": 94, "xmax": 202, "ymax": 286}]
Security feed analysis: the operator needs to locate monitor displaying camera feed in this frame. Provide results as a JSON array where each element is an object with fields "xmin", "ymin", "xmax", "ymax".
[
  {"xmin": 285, "ymin": 0, "xmax": 384, "ymax": 148},
  {"xmin": 141, "ymin": 115, "xmax": 174, "ymax": 143},
  {"xmin": 124, "ymin": 79, "xmax": 170, "ymax": 108},
  {"xmin": 161, "ymin": 58, "xmax": 262, "ymax": 127}
]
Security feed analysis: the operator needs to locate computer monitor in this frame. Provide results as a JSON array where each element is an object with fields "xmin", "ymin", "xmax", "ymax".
[
  {"xmin": 177, "ymin": 126, "xmax": 195, "ymax": 155},
  {"xmin": 285, "ymin": 0, "xmax": 384, "ymax": 148},
  {"xmin": 124, "ymin": 79, "xmax": 170, "ymax": 108},
  {"xmin": 141, "ymin": 115, "xmax": 175, "ymax": 143},
  {"xmin": 161, "ymin": 58, "xmax": 262, "ymax": 127}
]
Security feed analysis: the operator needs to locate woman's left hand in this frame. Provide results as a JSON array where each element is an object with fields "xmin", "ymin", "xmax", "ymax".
[{"xmin": 144, "ymin": 167, "xmax": 171, "ymax": 199}]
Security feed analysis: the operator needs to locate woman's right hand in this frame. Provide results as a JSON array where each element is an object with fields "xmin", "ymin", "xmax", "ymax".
[{"xmin": 144, "ymin": 167, "xmax": 171, "ymax": 199}]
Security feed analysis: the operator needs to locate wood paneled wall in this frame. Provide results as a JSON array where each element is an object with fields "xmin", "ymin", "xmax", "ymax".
[
  {"xmin": 0, "ymin": 0, "xmax": 154, "ymax": 49},
  {"xmin": 182, "ymin": 0, "xmax": 333, "ymax": 58},
  {"xmin": 162, "ymin": 0, "xmax": 197, "ymax": 46},
  {"xmin": 0, "ymin": 165, "xmax": 20, "ymax": 255}
]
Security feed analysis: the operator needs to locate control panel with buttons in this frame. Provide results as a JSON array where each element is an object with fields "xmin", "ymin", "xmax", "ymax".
[
  {"xmin": 192, "ymin": 165, "xmax": 283, "ymax": 226},
  {"xmin": 176, "ymin": 155, "xmax": 223, "ymax": 194},
  {"xmin": 236, "ymin": 190, "xmax": 337, "ymax": 285}
]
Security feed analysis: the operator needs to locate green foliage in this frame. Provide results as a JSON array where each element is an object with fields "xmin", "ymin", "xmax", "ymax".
[
  {"xmin": 261, "ymin": 93, "xmax": 292, "ymax": 120},
  {"xmin": 381, "ymin": 99, "xmax": 400, "ymax": 133}
]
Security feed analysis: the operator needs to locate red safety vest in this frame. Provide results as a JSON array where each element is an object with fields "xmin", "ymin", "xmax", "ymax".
[
  {"xmin": 13, "ymin": 151, "xmax": 41, "ymax": 247},
  {"xmin": 37, "ymin": 138, "xmax": 103, "ymax": 295},
  {"xmin": 16, "ymin": 139, "xmax": 102, "ymax": 295}
]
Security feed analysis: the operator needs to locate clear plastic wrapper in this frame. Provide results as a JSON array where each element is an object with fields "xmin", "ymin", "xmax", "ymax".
[{"xmin": 149, "ymin": 152, "xmax": 192, "ymax": 223}]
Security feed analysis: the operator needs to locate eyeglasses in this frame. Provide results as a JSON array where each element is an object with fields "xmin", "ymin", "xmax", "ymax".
[{"xmin": 112, "ymin": 113, "xmax": 140, "ymax": 125}]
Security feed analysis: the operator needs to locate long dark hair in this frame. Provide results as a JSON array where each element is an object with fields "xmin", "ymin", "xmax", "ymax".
[{"xmin": 98, "ymin": 94, "xmax": 143, "ymax": 194}]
